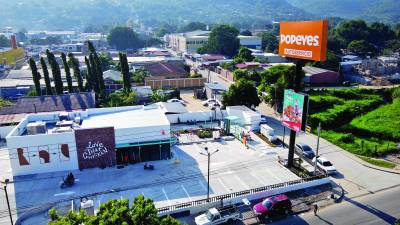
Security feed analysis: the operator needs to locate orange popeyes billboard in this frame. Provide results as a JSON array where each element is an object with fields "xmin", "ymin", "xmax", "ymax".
[{"xmin": 279, "ymin": 20, "xmax": 328, "ymax": 61}]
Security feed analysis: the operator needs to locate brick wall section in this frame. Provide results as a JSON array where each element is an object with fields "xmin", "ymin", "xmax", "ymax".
[{"xmin": 145, "ymin": 77, "xmax": 206, "ymax": 89}]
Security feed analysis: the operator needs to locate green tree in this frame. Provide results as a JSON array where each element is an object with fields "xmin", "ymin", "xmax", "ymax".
[
  {"xmin": 89, "ymin": 53, "xmax": 100, "ymax": 94},
  {"xmin": 334, "ymin": 20, "xmax": 370, "ymax": 46},
  {"xmin": 222, "ymin": 79, "xmax": 260, "ymax": 108},
  {"xmin": 46, "ymin": 49, "xmax": 63, "ymax": 94},
  {"xmin": 119, "ymin": 52, "xmax": 131, "ymax": 92},
  {"xmin": 130, "ymin": 195, "xmax": 159, "ymax": 225},
  {"xmin": 68, "ymin": 53, "xmax": 84, "ymax": 92},
  {"xmin": 179, "ymin": 22, "xmax": 207, "ymax": 32},
  {"xmin": 98, "ymin": 52, "xmax": 114, "ymax": 71},
  {"xmin": 309, "ymin": 51, "xmax": 340, "ymax": 71},
  {"xmin": 151, "ymin": 90, "xmax": 168, "ymax": 102},
  {"xmin": 103, "ymin": 91, "xmax": 137, "ymax": 107},
  {"xmin": 260, "ymin": 31, "xmax": 278, "ymax": 53},
  {"xmin": 235, "ymin": 46, "xmax": 254, "ymax": 62},
  {"xmin": 48, "ymin": 195, "xmax": 179, "ymax": 225},
  {"xmin": 240, "ymin": 30, "xmax": 252, "ymax": 36},
  {"xmin": 87, "ymin": 41, "xmax": 105, "ymax": 96},
  {"xmin": 369, "ymin": 22, "xmax": 395, "ymax": 47},
  {"xmin": 347, "ymin": 40, "xmax": 377, "ymax": 57},
  {"xmin": 40, "ymin": 57, "xmax": 53, "ymax": 95},
  {"xmin": 28, "ymin": 58, "xmax": 42, "ymax": 96},
  {"xmin": 233, "ymin": 69, "xmax": 249, "ymax": 81},
  {"xmin": 0, "ymin": 35, "xmax": 9, "ymax": 47},
  {"xmin": 61, "ymin": 53, "xmax": 73, "ymax": 93},
  {"xmin": 132, "ymin": 69, "xmax": 150, "ymax": 83},
  {"xmin": 84, "ymin": 56, "xmax": 95, "ymax": 91},
  {"xmin": 198, "ymin": 25, "xmax": 240, "ymax": 58},
  {"xmin": 107, "ymin": 26, "xmax": 142, "ymax": 51}
]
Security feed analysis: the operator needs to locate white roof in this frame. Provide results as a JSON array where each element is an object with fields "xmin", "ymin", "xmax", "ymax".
[
  {"xmin": 81, "ymin": 107, "xmax": 170, "ymax": 129},
  {"xmin": 103, "ymin": 70, "xmax": 122, "ymax": 81}
]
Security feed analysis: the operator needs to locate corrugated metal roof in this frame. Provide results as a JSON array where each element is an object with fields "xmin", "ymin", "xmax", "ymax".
[{"xmin": 0, "ymin": 92, "xmax": 95, "ymax": 115}]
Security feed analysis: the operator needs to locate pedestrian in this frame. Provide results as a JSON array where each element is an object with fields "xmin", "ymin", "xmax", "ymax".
[{"xmin": 313, "ymin": 204, "xmax": 319, "ymax": 215}]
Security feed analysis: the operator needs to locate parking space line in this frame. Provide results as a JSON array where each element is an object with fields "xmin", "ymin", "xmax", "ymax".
[
  {"xmin": 218, "ymin": 178, "xmax": 231, "ymax": 193},
  {"xmin": 264, "ymin": 168, "xmax": 283, "ymax": 182},
  {"xmin": 162, "ymin": 188, "xmax": 171, "ymax": 205},
  {"xmin": 234, "ymin": 175, "xmax": 250, "ymax": 189},
  {"xmin": 199, "ymin": 180, "xmax": 208, "ymax": 191},
  {"xmin": 181, "ymin": 185, "xmax": 192, "ymax": 201},
  {"xmin": 251, "ymin": 173, "xmax": 267, "ymax": 186}
]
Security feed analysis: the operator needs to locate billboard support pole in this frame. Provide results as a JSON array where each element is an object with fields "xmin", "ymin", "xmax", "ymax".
[{"xmin": 287, "ymin": 59, "xmax": 305, "ymax": 168}]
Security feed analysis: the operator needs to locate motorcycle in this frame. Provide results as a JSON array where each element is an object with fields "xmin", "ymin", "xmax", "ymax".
[
  {"xmin": 144, "ymin": 163, "xmax": 154, "ymax": 170},
  {"xmin": 60, "ymin": 172, "xmax": 75, "ymax": 188}
]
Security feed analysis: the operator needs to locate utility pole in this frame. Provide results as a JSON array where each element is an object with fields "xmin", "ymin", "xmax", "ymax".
[
  {"xmin": 1, "ymin": 179, "xmax": 12, "ymax": 225},
  {"xmin": 314, "ymin": 122, "xmax": 321, "ymax": 175},
  {"xmin": 282, "ymin": 126, "xmax": 286, "ymax": 148},
  {"xmin": 200, "ymin": 147, "xmax": 219, "ymax": 202}
]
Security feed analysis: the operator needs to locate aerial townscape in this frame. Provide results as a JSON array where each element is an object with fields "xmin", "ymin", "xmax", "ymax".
[{"xmin": 0, "ymin": 1, "xmax": 399, "ymax": 225}]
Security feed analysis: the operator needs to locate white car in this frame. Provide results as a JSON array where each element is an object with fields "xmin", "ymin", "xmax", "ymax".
[
  {"xmin": 312, "ymin": 156, "xmax": 337, "ymax": 175},
  {"xmin": 167, "ymin": 98, "xmax": 186, "ymax": 105},
  {"xmin": 202, "ymin": 99, "xmax": 217, "ymax": 106}
]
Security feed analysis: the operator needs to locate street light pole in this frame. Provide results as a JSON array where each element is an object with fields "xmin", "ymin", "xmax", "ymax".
[
  {"xmin": 200, "ymin": 147, "xmax": 219, "ymax": 202},
  {"xmin": 1, "ymin": 179, "xmax": 13, "ymax": 225}
]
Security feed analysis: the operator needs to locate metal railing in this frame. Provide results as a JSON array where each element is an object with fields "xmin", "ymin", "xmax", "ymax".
[{"xmin": 157, "ymin": 173, "xmax": 328, "ymax": 213}]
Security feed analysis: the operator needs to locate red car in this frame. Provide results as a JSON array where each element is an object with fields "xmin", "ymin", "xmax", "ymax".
[{"xmin": 253, "ymin": 194, "xmax": 292, "ymax": 219}]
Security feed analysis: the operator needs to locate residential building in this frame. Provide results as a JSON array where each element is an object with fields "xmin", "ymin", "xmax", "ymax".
[
  {"xmin": 167, "ymin": 30, "xmax": 262, "ymax": 54},
  {"xmin": 204, "ymin": 82, "xmax": 228, "ymax": 101},
  {"xmin": 143, "ymin": 61, "xmax": 187, "ymax": 79}
]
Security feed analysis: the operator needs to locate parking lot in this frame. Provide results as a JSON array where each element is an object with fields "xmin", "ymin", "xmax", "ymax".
[
  {"xmin": 180, "ymin": 89, "xmax": 211, "ymax": 112},
  {"xmin": 0, "ymin": 133, "xmax": 299, "ymax": 224}
]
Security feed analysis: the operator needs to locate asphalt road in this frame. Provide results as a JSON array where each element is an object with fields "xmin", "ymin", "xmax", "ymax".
[{"xmin": 272, "ymin": 185, "xmax": 400, "ymax": 225}]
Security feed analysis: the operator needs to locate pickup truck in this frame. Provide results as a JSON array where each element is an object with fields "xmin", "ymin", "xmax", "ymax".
[{"xmin": 195, "ymin": 205, "xmax": 241, "ymax": 225}]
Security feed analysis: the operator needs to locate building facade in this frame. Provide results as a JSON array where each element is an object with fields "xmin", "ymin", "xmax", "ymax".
[{"xmin": 6, "ymin": 105, "xmax": 173, "ymax": 176}]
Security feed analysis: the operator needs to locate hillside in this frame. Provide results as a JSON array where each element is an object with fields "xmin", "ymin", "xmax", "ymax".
[
  {"xmin": 287, "ymin": 0, "xmax": 400, "ymax": 24},
  {"xmin": 0, "ymin": 0, "xmax": 312, "ymax": 30}
]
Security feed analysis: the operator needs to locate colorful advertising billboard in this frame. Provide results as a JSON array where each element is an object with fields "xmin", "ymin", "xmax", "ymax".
[
  {"xmin": 75, "ymin": 127, "xmax": 116, "ymax": 170},
  {"xmin": 282, "ymin": 90, "xmax": 309, "ymax": 132},
  {"xmin": 279, "ymin": 20, "xmax": 328, "ymax": 61}
]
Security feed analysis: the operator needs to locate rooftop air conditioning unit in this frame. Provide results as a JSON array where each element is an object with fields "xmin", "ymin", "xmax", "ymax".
[{"xmin": 26, "ymin": 121, "xmax": 47, "ymax": 135}]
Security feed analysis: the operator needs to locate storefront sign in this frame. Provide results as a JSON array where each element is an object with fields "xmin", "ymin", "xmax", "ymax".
[
  {"xmin": 279, "ymin": 20, "xmax": 328, "ymax": 61},
  {"xmin": 75, "ymin": 127, "xmax": 116, "ymax": 170}
]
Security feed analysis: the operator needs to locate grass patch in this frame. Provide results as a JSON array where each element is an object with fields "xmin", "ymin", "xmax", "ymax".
[
  {"xmin": 357, "ymin": 155, "xmax": 397, "ymax": 169},
  {"xmin": 320, "ymin": 130, "xmax": 397, "ymax": 157},
  {"xmin": 350, "ymin": 99, "xmax": 400, "ymax": 141}
]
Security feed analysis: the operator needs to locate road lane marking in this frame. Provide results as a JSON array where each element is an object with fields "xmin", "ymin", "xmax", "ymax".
[
  {"xmin": 162, "ymin": 188, "xmax": 171, "ymax": 205},
  {"xmin": 235, "ymin": 175, "xmax": 250, "ymax": 189},
  {"xmin": 181, "ymin": 185, "xmax": 192, "ymax": 201},
  {"xmin": 199, "ymin": 180, "xmax": 208, "ymax": 191},
  {"xmin": 264, "ymin": 168, "xmax": 283, "ymax": 182},
  {"xmin": 54, "ymin": 191, "xmax": 75, "ymax": 197},
  {"xmin": 218, "ymin": 178, "xmax": 231, "ymax": 193},
  {"xmin": 251, "ymin": 173, "xmax": 267, "ymax": 186}
]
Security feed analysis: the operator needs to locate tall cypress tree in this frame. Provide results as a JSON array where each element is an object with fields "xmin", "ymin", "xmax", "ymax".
[
  {"xmin": 87, "ymin": 41, "xmax": 105, "ymax": 95},
  {"xmin": 28, "ymin": 58, "xmax": 42, "ymax": 96},
  {"xmin": 89, "ymin": 53, "xmax": 100, "ymax": 94},
  {"xmin": 61, "ymin": 52, "xmax": 73, "ymax": 93},
  {"xmin": 84, "ymin": 56, "xmax": 93, "ymax": 91},
  {"xmin": 119, "ymin": 52, "xmax": 131, "ymax": 93},
  {"xmin": 46, "ymin": 49, "xmax": 64, "ymax": 94},
  {"xmin": 68, "ymin": 53, "xmax": 84, "ymax": 92},
  {"xmin": 40, "ymin": 57, "xmax": 53, "ymax": 95}
]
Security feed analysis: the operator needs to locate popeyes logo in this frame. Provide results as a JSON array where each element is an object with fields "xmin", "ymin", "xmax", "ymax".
[
  {"xmin": 279, "ymin": 20, "xmax": 328, "ymax": 61},
  {"xmin": 82, "ymin": 141, "xmax": 109, "ymax": 160}
]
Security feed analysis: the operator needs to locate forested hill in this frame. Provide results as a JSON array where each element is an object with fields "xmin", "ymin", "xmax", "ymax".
[
  {"xmin": 0, "ymin": 0, "xmax": 312, "ymax": 30},
  {"xmin": 0, "ymin": 0, "xmax": 398, "ymax": 30},
  {"xmin": 287, "ymin": 0, "xmax": 400, "ymax": 24}
]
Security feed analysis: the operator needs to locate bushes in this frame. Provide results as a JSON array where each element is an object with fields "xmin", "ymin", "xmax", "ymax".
[
  {"xmin": 350, "ymin": 99, "xmax": 400, "ymax": 142},
  {"xmin": 309, "ymin": 95, "xmax": 344, "ymax": 113},
  {"xmin": 197, "ymin": 129, "xmax": 212, "ymax": 139}
]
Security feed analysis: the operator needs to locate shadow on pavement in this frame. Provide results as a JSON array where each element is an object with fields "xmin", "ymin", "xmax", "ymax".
[{"xmin": 344, "ymin": 197, "xmax": 398, "ymax": 225}]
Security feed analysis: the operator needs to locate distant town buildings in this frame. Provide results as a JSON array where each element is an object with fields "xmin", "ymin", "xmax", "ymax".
[{"xmin": 167, "ymin": 30, "xmax": 262, "ymax": 54}]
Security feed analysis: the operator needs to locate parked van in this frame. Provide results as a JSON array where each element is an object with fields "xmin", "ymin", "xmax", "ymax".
[{"xmin": 260, "ymin": 124, "xmax": 278, "ymax": 143}]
